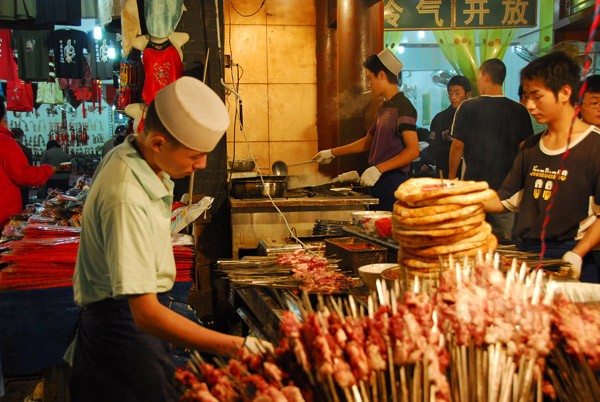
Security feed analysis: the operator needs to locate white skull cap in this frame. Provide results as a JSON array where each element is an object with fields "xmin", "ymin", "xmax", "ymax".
[
  {"xmin": 154, "ymin": 76, "xmax": 230, "ymax": 152},
  {"xmin": 377, "ymin": 48, "xmax": 403, "ymax": 76}
]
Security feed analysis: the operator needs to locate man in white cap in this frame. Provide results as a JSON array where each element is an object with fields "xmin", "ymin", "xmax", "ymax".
[
  {"xmin": 312, "ymin": 48, "xmax": 419, "ymax": 211},
  {"xmin": 67, "ymin": 77, "xmax": 255, "ymax": 401}
]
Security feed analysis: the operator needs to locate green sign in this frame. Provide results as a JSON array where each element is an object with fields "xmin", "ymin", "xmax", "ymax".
[
  {"xmin": 384, "ymin": 0, "xmax": 537, "ymax": 30},
  {"xmin": 455, "ymin": 0, "xmax": 537, "ymax": 28},
  {"xmin": 384, "ymin": 0, "xmax": 452, "ymax": 30}
]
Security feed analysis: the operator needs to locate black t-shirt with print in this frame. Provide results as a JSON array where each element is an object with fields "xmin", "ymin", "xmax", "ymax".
[
  {"xmin": 51, "ymin": 29, "xmax": 87, "ymax": 79},
  {"xmin": 498, "ymin": 127, "xmax": 600, "ymax": 242}
]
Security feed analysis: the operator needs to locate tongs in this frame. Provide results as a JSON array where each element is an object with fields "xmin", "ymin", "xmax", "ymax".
[{"xmin": 287, "ymin": 170, "xmax": 360, "ymax": 190}]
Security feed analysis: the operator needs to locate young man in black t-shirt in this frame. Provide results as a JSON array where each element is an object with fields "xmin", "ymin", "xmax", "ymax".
[
  {"xmin": 449, "ymin": 58, "xmax": 534, "ymax": 244},
  {"xmin": 484, "ymin": 51, "xmax": 600, "ymax": 283}
]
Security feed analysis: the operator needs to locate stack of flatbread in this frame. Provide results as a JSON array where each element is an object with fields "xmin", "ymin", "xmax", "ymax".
[{"xmin": 393, "ymin": 178, "xmax": 498, "ymax": 279}]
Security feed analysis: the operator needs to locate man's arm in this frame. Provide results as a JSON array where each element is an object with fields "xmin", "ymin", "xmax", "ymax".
[
  {"xmin": 483, "ymin": 191, "xmax": 506, "ymax": 213},
  {"xmin": 448, "ymin": 138, "xmax": 464, "ymax": 179},
  {"xmin": 129, "ymin": 294, "xmax": 244, "ymax": 357},
  {"xmin": 572, "ymin": 218, "xmax": 600, "ymax": 258}
]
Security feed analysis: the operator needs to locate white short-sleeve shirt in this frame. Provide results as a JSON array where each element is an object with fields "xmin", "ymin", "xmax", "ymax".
[{"xmin": 73, "ymin": 136, "xmax": 176, "ymax": 306}]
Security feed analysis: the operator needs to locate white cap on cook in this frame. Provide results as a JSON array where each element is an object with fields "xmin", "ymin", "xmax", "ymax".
[
  {"xmin": 377, "ymin": 48, "xmax": 403, "ymax": 77},
  {"xmin": 154, "ymin": 76, "xmax": 230, "ymax": 153}
]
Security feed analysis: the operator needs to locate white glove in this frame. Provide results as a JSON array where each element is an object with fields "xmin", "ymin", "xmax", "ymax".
[
  {"xmin": 562, "ymin": 251, "xmax": 582, "ymax": 280},
  {"xmin": 360, "ymin": 166, "xmax": 382, "ymax": 187},
  {"xmin": 243, "ymin": 336, "xmax": 274, "ymax": 354},
  {"xmin": 312, "ymin": 149, "xmax": 335, "ymax": 164}
]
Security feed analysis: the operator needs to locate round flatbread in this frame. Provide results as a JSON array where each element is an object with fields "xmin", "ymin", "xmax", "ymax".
[
  {"xmin": 394, "ymin": 205, "xmax": 482, "ymax": 227},
  {"xmin": 402, "ymin": 258, "xmax": 446, "ymax": 270},
  {"xmin": 405, "ymin": 234, "xmax": 489, "ymax": 257},
  {"xmin": 394, "ymin": 224, "xmax": 483, "ymax": 247},
  {"xmin": 405, "ymin": 270, "xmax": 443, "ymax": 280},
  {"xmin": 393, "ymin": 212, "xmax": 485, "ymax": 231},
  {"xmin": 393, "ymin": 201, "xmax": 463, "ymax": 218},
  {"xmin": 410, "ymin": 188, "xmax": 497, "ymax": 207},
  {"xmin": 393, "ymin": 221, "xmax": 480, "ymax": 239},
  {"xmin": 401, "ymin": 247, "xmax": 441, "ymax": 260},
  {"xmin": 395, "ymin": 178, "xmax": 489, "ymax": 206},
  {"xmin": 455, "ymin": 222, "xmax": 491, "ymax": 243}
]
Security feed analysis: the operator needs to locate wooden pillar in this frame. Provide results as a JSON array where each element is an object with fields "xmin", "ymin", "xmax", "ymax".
[
  {"xmin": 316, "ymin": 0, "xmax": 338, "ymax": 178},
  {"xmin": 317, "ymin": 0, "xmax": 383, "ymax": 177}
]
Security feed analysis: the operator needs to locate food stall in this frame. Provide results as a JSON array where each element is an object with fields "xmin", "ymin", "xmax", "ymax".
[
  {"xmin": 171, "ymin": 176, "xmax": 600, "ymax": 402},
  {"xmin": 230, "ymin": 192, "xmax": 379, "ymax": 258}
]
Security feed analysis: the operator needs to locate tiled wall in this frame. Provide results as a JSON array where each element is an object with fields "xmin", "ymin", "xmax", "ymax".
[{"xmin": 224, "ymin": 0, "xmax": 318, "ymax": 176}]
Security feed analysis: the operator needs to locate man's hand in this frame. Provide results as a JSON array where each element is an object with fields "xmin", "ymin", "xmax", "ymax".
[
  {"xmin": 359, "ymin": 166, "xmax": 382, "ymax": 187},
  {"xmin": 312, "ymin": 149, "xmax": 335, "ymax": 164},
  {"xmin": 243, "ymin": 336, "xmax": 274, "ymax": 354},
  {"xmin": 562, "ymin": 251, "xmax": 582, "ymax": 280}
]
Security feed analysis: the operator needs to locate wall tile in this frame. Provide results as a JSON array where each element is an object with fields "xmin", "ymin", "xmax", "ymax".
[
  {"xmin": 266, "ymin": 0, "xmax": 316, "ymax": 26},
  {"xmin": 225, "ymin": 84, "xmax": 269, "ymax": 143},
  {"xmin": 267, "ymin": 26, "xmax": 316, "ymax": 83},
  {"xmin": 224, "ymin": 0, "xmax": 267, "ymax": 25},
  {"xmin": 224, "ymin": 25, "xmax": 267, "ymax": 84},
  {"xmin": 269, "ymin": 141, "xmax": 319, "ymax": 176},
  {"xmin": 228, "ymin": 141, "xmax": 270, "ymax": 173},
  {"xmin": 268, "ymin": 84, "xmax": 317, "ymax": 142}
]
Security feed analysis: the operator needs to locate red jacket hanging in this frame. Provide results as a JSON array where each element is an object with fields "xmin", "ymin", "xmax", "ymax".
[
  {"xmin": 141, "ymin": 39, "xmax": 183, "ymax": 104},
  {"xmin": 0, "ymin": 126, "xmax": 54, "ymax": 227}
]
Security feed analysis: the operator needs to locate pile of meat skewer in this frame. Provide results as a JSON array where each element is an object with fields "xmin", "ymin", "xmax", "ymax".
[
  {"xmin": 177, "ymin": 251, "xmax": 600, "ymax": 401},
  {"xmin": 217, "ymin": 250, "xmax": 357, "ymax": 294}
]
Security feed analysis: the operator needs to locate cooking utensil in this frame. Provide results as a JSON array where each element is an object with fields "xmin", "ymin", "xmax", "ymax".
[
  {"xmin": 272, "ymin": 159, "xmax": 317, "ymax": 176},
  {"xmin": 230, "ymin": 176, "xmax": 287, "ymax": 199},
  {"xmin": 287, "ymin": 170, "xmax": 360, "ymax": 190},
  {"xmin": 228, "ymin": 158, "xmax": 256, "ymax": 172}
]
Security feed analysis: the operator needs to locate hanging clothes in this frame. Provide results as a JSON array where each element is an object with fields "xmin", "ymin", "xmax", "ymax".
[
  {"xmin": 0, "ymin": 0, "xmax": 36, "ymax": 20},
  {"xmin": 6, "ymin": 61, "xmax": 34, "ymax": 112},
  {"xmin": 144, "ymin": 0, "xmax": 184, "ymax": 39},
  {"xmin": 0, "ymin": 30, "xmax": 17, "ymax": 80},
  {"xmin": 117, "ymin": 48, "xmax": 144, "ymax": 109},
  {"xmin": 121, "ymin": 0, "xmax": 148, "ymax": 58},
  {"xmin": 35, "ymin": 0, "xmax": 81, "ymax": 26},
  {"xmin": 51, "ymin": 29, "xmax": 87, "ymax": 79},
  {"xmin": 36, "ymin": 59, "xmax": 64, "ymax": 105},
  {"xmin": 10, "ymin": 30, "xmax": 50, "ymax": 81},
  {"xmin": 141, "ymin": 39, "xmax": 182, "ymax": 105},
  {"xmin": 86, "ymin": 29, "xmax": 120, "ymax": 80}
]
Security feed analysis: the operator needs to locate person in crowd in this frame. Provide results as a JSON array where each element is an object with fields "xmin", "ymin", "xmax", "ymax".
[
  {"xmin": 427, "ymin": 75, "xmax": 471, "ymax": 178},
  {"xmin": 449, "ymin": 58, "xmax": 534, "ymax": 244},
  {"xmin": 0, "ymin": 96, "xmax": 55, "ymax": 227},
  {"xmin": 578, "ymin": 75, "xmax": 600, "ymax": 268},
  {"xmin": 11, "ymin": 127, "xmax": 34, "ymax": 207},
  {"xmin": 40, "ymin": 140, "xmax": 71, "ymax": 192},
  {"xmin": 412, "ymin": 127, "xmax": 436, "ymax": 177},
  {"xmin": 66, "ymin": 77, "xmax": 262, "ymax": 401},
  {"xmin": 101, "ymin": 124, "xmax": 128, "ymax": 157},
  {"xmin": 484, "ymin": 51, "xmax": 600, "ymax": 283},
  {"xmin": 312, "ymin": 48, "xmax": 419, "ymax": 211},
  {"xmin": 580, "ymin": 74, "xmax": 600, "ymax": 127}
]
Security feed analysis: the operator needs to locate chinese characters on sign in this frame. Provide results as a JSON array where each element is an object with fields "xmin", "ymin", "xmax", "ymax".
[{"xmin": 384, "ymin": 0, "xmax": 537, "ymax": 30}]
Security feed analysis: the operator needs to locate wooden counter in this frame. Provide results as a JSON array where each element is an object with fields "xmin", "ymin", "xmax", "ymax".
[{"xmin": 230, "ymin": 195, "xmax": 378, "ymax": 258}]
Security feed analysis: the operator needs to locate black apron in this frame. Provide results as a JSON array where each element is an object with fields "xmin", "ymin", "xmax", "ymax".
[{"xmin": 68, "ymin": 295, "xmax": 179, "ymax": 402}]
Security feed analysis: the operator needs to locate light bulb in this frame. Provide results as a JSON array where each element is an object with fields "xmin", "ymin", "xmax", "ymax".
[
  {"xmin": 93, "ymin": 26, "xmax": 102, "ymax": 40},
  {"xmin": 108, "ymin": 47, "xmax": 116, "ymax": 59}
]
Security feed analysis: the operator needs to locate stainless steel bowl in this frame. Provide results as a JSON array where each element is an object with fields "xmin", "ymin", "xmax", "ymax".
[
  {"xmin": 228, "ymin": 159, "xmax": 256, "ymax": 172},
  {"xmin": 230, "ymin": 177, "xmax": 287, "ymax": 198}
]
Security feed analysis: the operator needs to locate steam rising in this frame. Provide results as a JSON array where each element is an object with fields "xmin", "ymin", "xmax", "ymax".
[{"xmin": 337, "ymin": 88, "xmax": 375, "ymax": 121}]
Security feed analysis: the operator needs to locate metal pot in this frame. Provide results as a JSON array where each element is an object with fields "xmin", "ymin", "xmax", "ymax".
[{"xmin": 230, "ymin": 176, "xmax": 287, "ymax": 199}]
